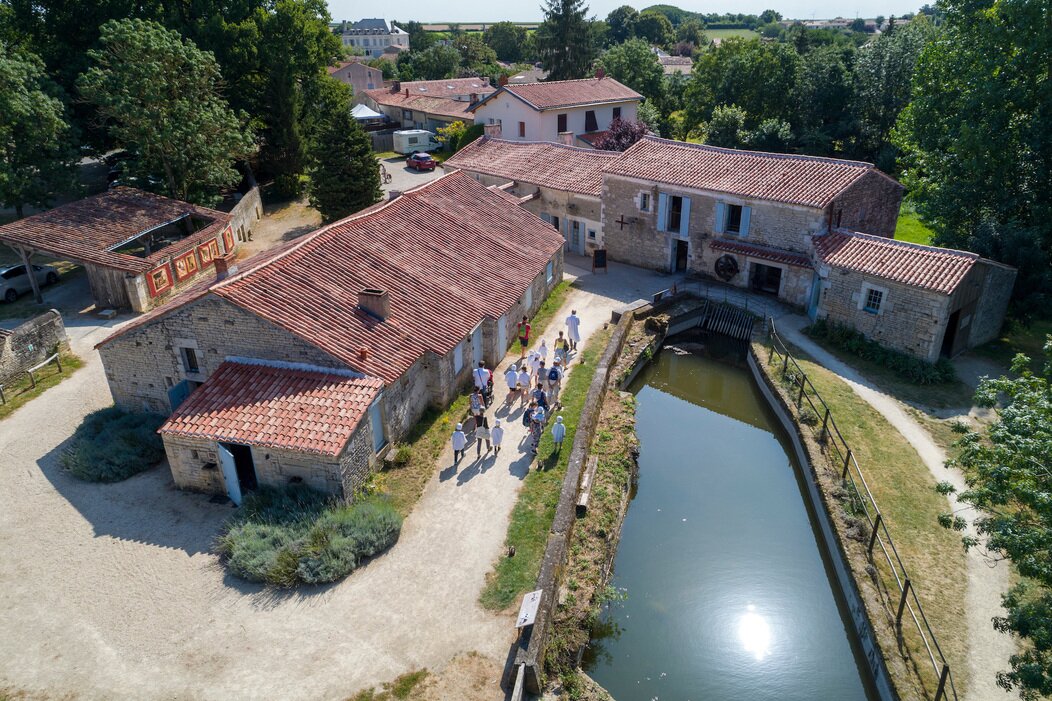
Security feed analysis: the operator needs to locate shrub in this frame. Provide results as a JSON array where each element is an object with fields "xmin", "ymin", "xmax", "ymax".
[
  {"xmin": 217, "ymin": 485, "xmax": 402, "ymax": 587},
  {"xmin": 805, "ymin": 319, "xmax": 957, "ymax": 385},
  {"xmin": 60, "ymin": 406, "xmax": 166, "ymax": 482}
]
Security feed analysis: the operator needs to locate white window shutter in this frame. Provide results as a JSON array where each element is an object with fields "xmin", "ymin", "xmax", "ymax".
[
  {"xmin": 851, "ymin": 291, "xmax": 861, "ymax": 305},
  {"xmin": 715, "ymin": 202, "xmax": 727, "ymax": 233},
  {"xmin": 679, "ymin": 197, "xmax": 691, "ymax": 235},
  {"xmin": 740, "ymin": 206, "xmax": 752, "ymax": 237},
  {"xmin": 657, "ymin": 193, "xmax": 669, "ymax": 232}
]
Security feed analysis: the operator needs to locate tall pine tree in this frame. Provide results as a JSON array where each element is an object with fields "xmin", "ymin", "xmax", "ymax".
[
  {"xmin": 307, "ymin": 79, "xmax": 381, "ymax": 222},
  {"xmin": 535, "ymin": 0, "xmax": 598, "ymax": 81}
]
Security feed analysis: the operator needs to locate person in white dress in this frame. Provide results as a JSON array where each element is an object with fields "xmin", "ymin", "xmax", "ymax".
[
  {"xmin": 565, "ymin": 310, "xmax": 581, "ymax": 351},
  {"xmin": 491, "ymin": 419, "xmax": 504, "ymax": 455},
  {"xmin": 451, "ymin": 424, "xmax": 467, "ymax": 465}
]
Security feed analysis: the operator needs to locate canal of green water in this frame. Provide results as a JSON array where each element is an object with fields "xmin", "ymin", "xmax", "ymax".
[{"xmin": 583, "ymin": 343, "xmax": 878, "ymax": 700}]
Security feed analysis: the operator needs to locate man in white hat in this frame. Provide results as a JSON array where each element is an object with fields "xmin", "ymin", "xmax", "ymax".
[
  {"xmin": 451, "ymin": 423, "xmax": 467, "ymax": 465},
  {"xmin": 504, "ymin": 363, "xmax": 519, "ymax": 405},
  {"xmin": 491, "ymin": 418, "xmax": 504, "ymax": 455}
]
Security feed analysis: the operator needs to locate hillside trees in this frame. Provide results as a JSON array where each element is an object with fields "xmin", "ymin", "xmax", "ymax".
[
  {"xmin": 483, "ymin": 22, "xmax": 529, "ymax": 62},
  {"xmin": 77, "ymin": 19, "xmax": 255, "ymax": 206},
  {"xmin": 605, "ymin": 5, "xmax": 639, "ymax": 44},
  {"xmin": 0, "ymin": 44, "xmax": 79, "ymax": 218},
  {"xmin": 596, "ymin": 38, "xmax": 663, "ymax": 102},
  {"xmin": 535, "ymin": 0, "xmax": 598, "ymax": 80}
]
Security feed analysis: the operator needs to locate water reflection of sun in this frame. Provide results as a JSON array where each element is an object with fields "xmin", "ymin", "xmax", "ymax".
[{"xmin": 738, "ymin": 604, "xmax": 772, "ymax": 661}]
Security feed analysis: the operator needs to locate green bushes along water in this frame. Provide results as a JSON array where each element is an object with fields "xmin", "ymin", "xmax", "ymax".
[
  {"xmin": 218, "ymin": 486, "xmax": 402, "ymax": 587},
  {"xmin": 60, "ymin": 406, "xmax": 166, "ymax": 482}
]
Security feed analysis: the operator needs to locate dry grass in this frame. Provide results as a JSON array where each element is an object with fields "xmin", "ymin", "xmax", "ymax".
[
  {"xmin": 762, "ymin": 345, "xmax": 969, "ymax": 698},
  {"xmin": 0, "ymin": 351, "xmax": 83, "ymax": 421}
]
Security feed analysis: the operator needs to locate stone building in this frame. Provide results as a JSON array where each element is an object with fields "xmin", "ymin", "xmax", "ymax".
[
  {"xmin": 442, "ymin": 135, "xmax": 1016, "ymax": 361},
  {"xmin": 339, "ymin": 19, "xmax": 409, "ymax": 58},
  {"xmin": 96, "ymin": 172, "xmax": 565, "ymax": 502},
  {"xmin": 443, "ymin": 133, "xmax": 620, "ymax": 256},
  {"xmin": 364, "ymin": 78, "xmax": 495, "ymax": 131},
  {"xmin": 327, "ymin": 60, "xmax": 383, "ymax": 102}
]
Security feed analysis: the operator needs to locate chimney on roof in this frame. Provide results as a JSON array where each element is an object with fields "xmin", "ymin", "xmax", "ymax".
[
  {"xmin": 469, "ymin": 92, "xmax": 478, "ymax": 104},
  {"xmin": 558, "ymin": 131, "xmax": 574, "ymax": 146},
  {"xmin": 214, "ymin": 255, "xmax": 238, "ymax": 282},
  {"xmin": 498, "ymin": 74, "xmax": 509, "ymax": 86},
  {"xmin": 358, "ymin": 288, "xmax": 390, "ymax": 321},
  {"xmin": 405, "ymin": 87, "xmax": 409, "ymax": 97},
  {"xmin": 595, "ymin": 67, "xmax": 605, "ymax": 80},
  {"xmin": 392, "ymin": 80, "xmax": 400, "ymax": 93},
  {"xmin": 388, "ymin": 189, "xmax": 402, "ymax": 200},
  {"xmin": 483, "ymin": 122, "xmax": 502, "ymax": 138}
]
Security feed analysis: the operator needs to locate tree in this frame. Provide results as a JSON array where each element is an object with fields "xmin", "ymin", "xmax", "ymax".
[
  {"xmin": 675, "ymin": 18, "xmax": 706, "ymax": 49},
  {"xmin": 454, "ymin": 34, "xmax": 499, "ymax": 76},
  {"xmin": 850, "ymin": 17, "xmax": 867, "ymax": 32},
  {"xmin": 637, "ymin": 100, "xmax": 662, "ymax": 136},
  {"xmin": 704, "ymin": 104, "xmax": 749, "ymax": 148},
  {"xmin": 596, "ymin": 39, "xmax": 663, "ymax": 102},
  {"xmin": 408, "ymin": 45, "xmax": 461, "ymax": 80},
  {"xmin": 535, "ymin": 0, "xmax": 599, "ymax": 81},
  {"xmin": 483, "ymin": 22, "xmax": 528, "ymax": 63},
  {"xmin": 394, "ymin": 20, "xmax": 436, "ymax": 52},
  {"xmin": 593, "ymin": 117, "xmax": 648, "ymax": 152},
  {"xmin": 435, "ymin": 121, "xmax": 467, "ymax": 150},
  {"xmin": 759, "ymin": 9, "xmax": 782, "ymax": 24},
  {"xmin": 938, "ymin": 344, "xmax": 1052, "ymax": 698},
  {"xmin": 77, "ymin": 19, "xmax": 256, "ymax": 206},
  {"xmin": 635, "ymin": 11, "xmax": 673, "ymax": 46},
  {"xmin": 605, "ymin": 5, "xmax": 639, "ymax": 44},
  {"xmin": 0, "ymin": 45, "xmax": 79, "ymax": 219},
  {"xmin": 307, "ymin": 79, "xmax": 381, "ymax": 221},
  {"xmin": 792, "ymin": 44, "xmax": 856, "ymax": 155},
  {"xmin": 747, "ymin": 118, "xmax": 793, "ymax": 152}
]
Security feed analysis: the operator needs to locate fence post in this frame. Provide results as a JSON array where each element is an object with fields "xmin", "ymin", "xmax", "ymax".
[
  {"xmin": 54, "ymin": 354, "xmax": 63, "ymax": 373},
  {"xmin": 26, "ymin": 369, "xmax": 36, "ymax": 389},
  {"xmin": 896, "ymin": 577, "xmax": 911, "ymax": 628},
  {"xmin": 819, "ymin": 408, "xmax": 830, "ymax": 444},
  {"xmin": 796, "ymin": 379, "xmax": 805, "ymax": 408},
  {"xmin": 842, "ymin": 448, "xmax": 853, "ymax": 480},
  {"xmin": 0, "ymin": 384, "xmax": 5, "ymax": 404},
  {"xmin": 868, "ymin": 512, "xmax": 882, "ymax": 557},
  {"xmin": 781, "ymin": 353, "xmax": 789, "ymax": 377},
  {"xmin": 935, "ymin": 663, "xmax": 950, "ymax": 701}
]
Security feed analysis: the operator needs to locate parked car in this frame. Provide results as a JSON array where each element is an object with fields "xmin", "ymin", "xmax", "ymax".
[
  {"xmin": 0, "ymin": 264, "xmax": 60, "ymax": 303},
  {"xmin": 406, "ymin": 152, "xmax": 436, "ymax": 171}
]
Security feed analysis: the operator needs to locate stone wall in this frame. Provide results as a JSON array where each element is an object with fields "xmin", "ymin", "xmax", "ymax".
[
  {"xmin": 695, "ymin": 241, "xmax": 814, "ymax": 307},
  {"xmin": 967, "ymin": 259, "xmax": 1016, "ymax": 349},
  {"xmin": 100, "ymin": 294, "xmax": 343, "ymax": 414},
  {"xmin": 830, "ymin": 170, "xmax": 903, "ymax": 238},
  {"xmin": 0, "ymin": 309, "xmax": 68, "ymax": 385},
  {"xmin": 228, "ymin": 187, "xmax": 263, "ymax": 243},
  {"xmin": 818, "ymin": 268, "xmax": 951, "ymax": 361}
]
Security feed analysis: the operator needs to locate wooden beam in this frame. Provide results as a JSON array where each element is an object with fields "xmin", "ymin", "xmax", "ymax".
[{"xmin": 15, "ymin": 245, "xmax": 44, "ymax": 304}]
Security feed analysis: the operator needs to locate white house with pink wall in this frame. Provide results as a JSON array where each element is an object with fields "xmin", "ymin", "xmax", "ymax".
[{"xmin": 469, "ymin": 77, "xmax": 643, "ymax": 148}]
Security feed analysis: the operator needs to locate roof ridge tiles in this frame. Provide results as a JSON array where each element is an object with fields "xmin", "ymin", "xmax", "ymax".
[{"xmin": 633, "ymin": 134, "xmax": 877, "ymax": 169}]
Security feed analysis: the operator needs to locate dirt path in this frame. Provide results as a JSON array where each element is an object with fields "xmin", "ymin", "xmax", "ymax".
[
  {"xmin": 777, "ymin": 314, "xmax": 1013, "ymax": 701},
  {"xmin": 0, "ymin": 261, "xmax": 668, "ymax": 700}
]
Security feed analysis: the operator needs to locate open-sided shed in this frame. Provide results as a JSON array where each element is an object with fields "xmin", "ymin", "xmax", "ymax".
[{"xmin": 0, "ymin": 187, "xmax": 236, "ymax": 312}]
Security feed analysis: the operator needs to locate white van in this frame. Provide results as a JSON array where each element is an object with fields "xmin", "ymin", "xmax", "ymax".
[{"xmin": 393, "ymin": 129, "xmax": 441, "ymax": 154}]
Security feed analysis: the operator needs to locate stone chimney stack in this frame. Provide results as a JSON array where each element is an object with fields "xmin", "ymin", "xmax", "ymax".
[
  {"xmin": 499, "ymin": 74, "xmax": 509, "ymax": 86},
  {"xmin": 358, "ymin": 288, "xmax": 391, "ymax": 320},
  {"xmin": 483, "ymin": 123, "xmax": 502, "ymax": 138},
  {"xmin": 214, "ymin": 255, "xmax": 238, "ymax": 282},
  {"xmin": 392, "ymin": 80, "xmax": 400, "ymax": 93},
  {"xmin": 469, "ymin": 92, "xmax": 478, "ymax": 104},
  {"xmin": 558, "ymin": 131, "xmax": 574, "ymax": 146}
]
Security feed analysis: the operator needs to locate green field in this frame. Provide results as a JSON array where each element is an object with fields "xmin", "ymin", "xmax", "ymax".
[
  {"xmin": 706, "ymin": 28, "xmax": 760, "ymax": 40},
  {"xmin": 895, "ymin": 209, "xmax": 936, "ymax": 245}
]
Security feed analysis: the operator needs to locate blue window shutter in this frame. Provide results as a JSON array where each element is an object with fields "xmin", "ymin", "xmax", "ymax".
[
  {"xmin": 540, "ymin": 212, "xmax": 552, "ymax": 224},
  {"xmin": 680, "ymin": 197, "xmax": 691, "ymax": 235},
  {"xmin": 740, "ymin": 206, "xmax": 752, "ymax": 237},
  {"xmin": 657, "ymin": 193, "xmax": 669, "ymax": 232},
  {"xmin": 715, "ymin": 202, "xmax": 727, "ymax": 233}
]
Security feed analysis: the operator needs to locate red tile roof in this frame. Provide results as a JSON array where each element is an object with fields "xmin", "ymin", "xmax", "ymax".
[
  {"xmin": 813, "ymin": 231, "xmax": 978, "ymax": 294},
  {"xmin": 710, "ymin": 238, "xmax": 812, "ymax": 268},
  {"xmin": 604, "ymin": 136, "xmax": 896, "ymax": 208},
  {"xmin": 364, "ymin": 89, "xmax": 474, "ymax": 120},
  {"xmin": 576, "ymin": 131, "xmax": 609, "ymax": 147},
  {"xmin": 475, "ymin": 77, "xmax": 642, "ymax": 111},
  {"xmin": 0, "ymin": 187, "xmax": 228, "ymax": 273},
  {"xmin": 443, "ymin": 137, "xmax": 620, "ymax": 196},
  {"xmin": 159, "ymin": 360, "xmax": 382, "ymax": 456},
  {"xmin": 102, "ymin": 173, "xmax": 565, "ymax": 383},
  {"xmin": 398, "ymin": 77, "xmax": 494, "ymax": 97}
]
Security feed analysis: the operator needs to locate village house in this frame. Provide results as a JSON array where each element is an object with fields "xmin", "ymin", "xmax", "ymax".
[
  {"xmin": 0, "ymin": 187, "xmax": 260, "ymax": 312},
  {"xmin": 469, "ymin": 76, "xmax": 643, "ymax": 148},
  {"xmin": 443, "ymin": 130, "xmax": 619, "ymax": 256},
  {"xmin": 364, "ymin": 78, "xmax": 495, "ymax": 131},
  {"xmin": 327, "ymin": 59, "xmax": 383, "ymax": 102},
  {"xmin": 338, "ymin": 19, "xmax": 409, "ymax": 57},
  {"xmin": 95, "ymin": 172, "xmax": 565, "ymax": 503},
  {"xmin": 441, "ymin": 135, "xmax": 1015, "ymax": 361}
]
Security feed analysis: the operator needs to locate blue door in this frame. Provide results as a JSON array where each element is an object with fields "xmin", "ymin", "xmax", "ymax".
[
  {"xmin": 167, "ymin": 379, "xmax": 192, "ymax": 411},
  {"xmin": 808, "ymin": 273, "xmax": 822, "ymax": 321},
  {"xmin": 369, "ymin": 401, "xmax": 386, "ymax": 453}
]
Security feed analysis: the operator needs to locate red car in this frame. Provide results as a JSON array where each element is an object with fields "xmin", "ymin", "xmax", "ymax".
[{"xmin": 406, "ymin": 152, "xmax": 436, "ymax": 171}]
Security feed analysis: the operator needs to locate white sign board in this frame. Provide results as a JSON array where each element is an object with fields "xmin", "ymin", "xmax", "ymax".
[{"xmin": 516, "ymin": 589, "xmax": 543, "ymax": 628}]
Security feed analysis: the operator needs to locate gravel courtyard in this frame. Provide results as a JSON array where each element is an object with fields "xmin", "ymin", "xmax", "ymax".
[{"xmin": 0, "ymin": 259, "xmax": 670, "ymax": 700}]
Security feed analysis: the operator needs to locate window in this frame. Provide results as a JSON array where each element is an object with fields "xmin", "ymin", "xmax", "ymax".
[
  {"xmin": 367, "ymin": 82, "xmax": 375, "ymax": 89},
  {"xmin": 546, "ymin": 261, "xmax": 554, "ymax": 283},
  {"xmin": 525, "ymin": 285, "xmax": 533, "ymax": 310},
  {"xmin": 639, "ymin": 193, "xmax": 650, "ymax": 212},
  {"xmin": 519, "ymin": 121, "xmax": 526, "ymax": 138},
  {"xmin": 557, "ymin": 113, "xmax": 567, "ymax": 133},
  {"xmin": 613, "ymin": 107, "xmax": 622, "ymax": 120},
  {"xmin": 453, "ymin": 343, "xmax": 464, "ymax": 373},
  {"xmin": 408, "ymin": 136, "xmax": 419, "ymax": 144},
  {"xmin": 726, "ymin": 204, "xmax": 743, "ymax": 233},
  {"xmin": 668, "ymin": 196, "xmax": 684, "ymax": 232},
  {"xmin": 588, "ymin": 229, "xmax": 596, "ymax": 239},
  {"xmin": 180, "ymin": 347, "xmax": 200, "ymax": 374},
  {"xmin": 863, "ymin": 287, "xmax": 884, "ymax": 314},
  {"xmin": 585, "ymin": 110, "xmax": 598, "ymax": 132},
  {"xmin": 402, "ymin": 109, "xmax": 412, "ymax": 120}
]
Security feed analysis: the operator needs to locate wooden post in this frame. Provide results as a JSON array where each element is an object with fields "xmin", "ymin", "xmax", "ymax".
[
  {"xmin": 26, "ymin": 369, "xmax": 36, "ymax": 389},
  {"xmin": 54, "ymin": 354, "xmax": 63, "ymax": 373},
  {"xmin": 868, "ymin": 512, "xmax": 882, "ymax": 556},
  {"xmin": 0, "ymin": 384, "xmax": 5, "ymax": 404},
  {"xmin": 896, "ymin": 577, "xmax": 911, "ymax": 628},
  {"xmin": 796, "ymin": 380, "xmax": 805, "ymax": 408},
  {"xmin": 819, "ymin": 408, "xmax": 830, "ymax": 444},
  {"xmin": 934, "ymin": 663, "xmax": 950, "ymax": 701},
  {"xmin": 781, "ymin": 353, "xmax": 789, "ymax": 377},
  {"xmin": 16, "ymin": 246, "xmax": 43, "ymax": 304},
  {"xmin": 842, "ymin": 448, "xmax": 853, "ymax": 480}
]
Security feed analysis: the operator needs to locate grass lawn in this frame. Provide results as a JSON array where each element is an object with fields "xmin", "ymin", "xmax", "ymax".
[
  {"xmin": 348, "ymin": 669, "xmax": 429, "ymax": 701},
  {"xmin": 770, "ymin": 345, "xmax": 970, "ymax": 695},
  {"xmin": 706, "ymin": 28, "xmax": 760, "ymax": 39},
  {"xmin": 895, "ymin": 208, "xmax": 936, "ymax": 245},
  {"xmin": 0, "ymin": 351, "xmax": 83, "ymax": 421},
  {"xmin": 974, "ymin": 317, "xmax": 1052, "ymax": 375},
  {"xmin": 479, "ymin": 326, "xmax": 613, "ymax": 611}
]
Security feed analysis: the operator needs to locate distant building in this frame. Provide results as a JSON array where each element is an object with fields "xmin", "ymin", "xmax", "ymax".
[
  {"xmin": 659, "ymin": 56, "xmax": 693, "ymax": 76},
  {"xmin": 364, "ymin": 78, "xmax": 496, "ymax": 131},
  {"xmin": 327, "ymin": 60, "xmax": 383, "ymax": 103},
  {"xmin": 339, "ymin": 19, "xmax": 408, "ymax": 58}
]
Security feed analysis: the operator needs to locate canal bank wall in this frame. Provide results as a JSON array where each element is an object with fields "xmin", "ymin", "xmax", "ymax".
[{"xmin": 747, "ymin": 346, "xmax": 898, "ymax": 701}]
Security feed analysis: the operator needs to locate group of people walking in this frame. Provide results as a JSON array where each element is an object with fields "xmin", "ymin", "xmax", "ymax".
[{"xmin": 450, "ymin": 309, "xmax": 583, "ymax": 468}]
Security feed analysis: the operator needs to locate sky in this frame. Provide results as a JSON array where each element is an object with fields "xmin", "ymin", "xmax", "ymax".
[{"xmin": 326, "ymin": 0, "xmax": 925, "ymax": 24}]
